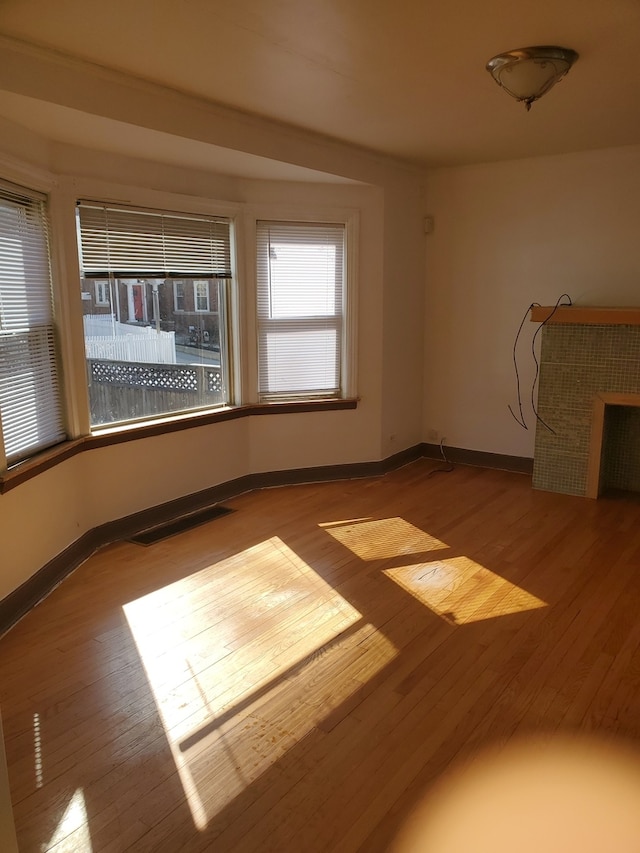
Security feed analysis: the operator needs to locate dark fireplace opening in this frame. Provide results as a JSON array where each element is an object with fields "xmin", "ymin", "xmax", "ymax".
[{"xmin": 599, "ymin": 404, "xmax": 640, "ymax": 496}]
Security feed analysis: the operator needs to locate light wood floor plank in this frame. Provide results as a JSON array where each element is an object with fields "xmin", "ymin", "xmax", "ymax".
[{"xmin": 3, "ymin": 461, "xmax": 640, "ymax": 851}]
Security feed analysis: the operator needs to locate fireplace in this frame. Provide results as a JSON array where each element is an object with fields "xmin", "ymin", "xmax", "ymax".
[{"xmin": 531, "ymin": 307, "xmax": 640, "ymax": 497}]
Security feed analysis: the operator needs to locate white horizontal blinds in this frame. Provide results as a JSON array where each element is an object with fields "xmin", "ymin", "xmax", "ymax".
[
  {"xmin": 0, "ymin": 183, "xmax": 65, "ymax": 465},
  {"xmin": 77, "ymin": 204, "xmax": 232, "ymax": 278},
  {"xmin": 256, "ymin": 221, "xmax": 344, "ymax": 400}
]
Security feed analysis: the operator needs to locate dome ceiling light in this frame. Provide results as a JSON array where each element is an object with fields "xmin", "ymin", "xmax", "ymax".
[{"xmin": 486, "ymin": 46, "xmax": 579, "ymax": 110}]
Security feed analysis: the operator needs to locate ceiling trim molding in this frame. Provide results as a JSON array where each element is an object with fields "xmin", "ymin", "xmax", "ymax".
[{"xmin": 0, "ymin": 35, "xmax": 428, "ymax": 186}]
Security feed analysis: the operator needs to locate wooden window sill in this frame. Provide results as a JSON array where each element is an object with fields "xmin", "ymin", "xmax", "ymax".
[{"xmin": 0, "ymin": 399, "xmax": 358, "ymax": 494}]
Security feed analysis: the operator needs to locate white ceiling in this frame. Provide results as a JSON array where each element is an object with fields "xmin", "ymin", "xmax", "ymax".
[{"xmin": 0, "ymin": 0, "xmax": 639, "ymax": 171}]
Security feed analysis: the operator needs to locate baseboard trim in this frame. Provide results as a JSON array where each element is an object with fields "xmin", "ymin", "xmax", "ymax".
[
  {"xmin": 421, "ymin": 443, "xmax": 534, "ymax": 474},
  {"xmin": 0, "ymin": 443, "xmax": 531, "ymax": 637},
  {"xmin": 0, "ymin": 529, "xmax": 101, "ymax": 639}
]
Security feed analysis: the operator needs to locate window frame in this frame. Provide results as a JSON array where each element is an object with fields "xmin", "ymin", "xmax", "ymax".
[
  {"xmin": 193, "ymin": 280, "xmax": 210, "ymax": 313},
  {"xmin": 76, "ymin": 195, "xmax": 240, "ymax": 431},
  {"xmin": 173, "ymin": 281, "xmax": 186, "ymax": 313},
  {"xmin": 251, "ymin": 210, "xmax": 358, "ymax": 404},
  {"xmin": 94, "ymin": 280, "xmax": 110, "ymax": 307},
  {"xmin": 0, "ymin": 177, "xmax": 67, "ymax": 470}
]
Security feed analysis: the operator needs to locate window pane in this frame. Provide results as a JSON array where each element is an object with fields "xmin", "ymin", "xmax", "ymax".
[
  {"xmin": 0, "ymin": 185, "xmax": 65, "ymax": 465},
  {"xmin": 268, "ymin": 244, "xmax": 337, "ymax": 318},
  {"xmin": 261, "ymin": 327, "xmax": 339, "ymax": 393},
  {"xmin": 174, "ymin": 281, "xmax": 185, "ymax": 312},
  {"xmin": 77, "ymin": 203, "xmax": 232, "ymax": 428},
  {"xmin": 256, "ymin": 221, "xmax": 345, "ymax": 400},
  {"xmin": 82, "ymin": 277, "xmax": 227, "ymax": 427}
]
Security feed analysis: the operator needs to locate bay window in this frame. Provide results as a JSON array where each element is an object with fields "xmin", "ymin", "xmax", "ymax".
[{"xmin": 1, "ymin": 185, "xmax": 358, "ymax": 480}]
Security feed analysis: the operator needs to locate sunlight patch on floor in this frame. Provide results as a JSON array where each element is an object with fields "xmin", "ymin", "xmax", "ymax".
[
  {"xmin": 123, "ymin": 536, "xmax": 397, "ymax": 830},
  {"xmin": 46, "ymin": 788, "xmax": 92, "ymax": 853},
  {"xmin": 179, "ymin": 619, "xmax": 396, "ymax": 827},
  {"xmin": 33, "ymin": 712, "xmax": 43, "ymax": 789},
  {"xmin": 320, "ymin": 517, "xmax": 449, "ymax": 560},
  {"xmin": 384, "ymin": 557, "xmax": 547, "ymax": 624}
]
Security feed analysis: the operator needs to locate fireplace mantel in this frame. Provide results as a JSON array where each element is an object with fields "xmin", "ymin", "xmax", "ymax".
[{"xmin": 530, "ymin": 305, "xmax": 640, "ymax": 325}]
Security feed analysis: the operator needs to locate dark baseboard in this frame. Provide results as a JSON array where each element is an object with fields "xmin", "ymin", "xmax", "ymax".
[
  {"xmin": 421, "ymin": 443, "xmax": 533, "ymax": 475},
  {"xmin": 0, "ymin": 443, "xmax": 531, "ymax": 637},
  {"xmin": 0, "ymin": 529, "xmax": 101, "ymax": 639}
]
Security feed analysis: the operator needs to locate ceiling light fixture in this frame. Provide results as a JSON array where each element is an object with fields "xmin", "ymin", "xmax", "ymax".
[{"xmin": 486, "ymin": 46, "xmax": 579, "ymax": 110}]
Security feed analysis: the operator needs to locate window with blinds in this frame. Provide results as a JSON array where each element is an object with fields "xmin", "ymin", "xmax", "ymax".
[
  {"xmin": 256, "ymin": 221, "xmax": 345, "ymax": 401},
  {"xmin": 0, "ymin": 182, "xmax": 65, "ymax": 468},
  {"xmin": 76, "ymin": 203, "xmax": 233, "ymax": 428},
  {"xmin": 77, "ymin": 204, "xmax": 232, "ymax": 279}
]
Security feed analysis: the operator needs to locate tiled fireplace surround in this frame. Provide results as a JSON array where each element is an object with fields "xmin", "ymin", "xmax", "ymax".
[{"xmin": 532, "ymin": 307, "xmax": 640, "ymax": 497}]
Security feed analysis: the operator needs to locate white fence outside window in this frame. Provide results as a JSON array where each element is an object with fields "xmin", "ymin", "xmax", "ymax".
[{"xmin": 83, "ymin": 315, "xmax": 176, "ymax": 364}]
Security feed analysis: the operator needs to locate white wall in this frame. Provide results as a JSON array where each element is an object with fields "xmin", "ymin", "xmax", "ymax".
[
  {"xmin": 381, "ymin": 181, "xmax": 428, "ymax": 456},
  {"xmin": 1, "ymin": 450, "xmax": 92, "ymax": 601},
  {"xmin": 424, "ymin": 145, "xmax": 640, "ymax": 458}
]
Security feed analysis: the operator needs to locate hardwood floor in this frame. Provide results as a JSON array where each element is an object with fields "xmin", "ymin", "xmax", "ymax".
[{"xmin": 2, "ymin": 460, "xmax": 640, "ymax": 851}]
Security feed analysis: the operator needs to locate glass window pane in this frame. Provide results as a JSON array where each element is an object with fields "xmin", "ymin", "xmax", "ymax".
[
  {"xmin": 0, "ymin": 184, "xmax": 65, "ymax": 465},
  {"xmin": 77, "ymin": 203, "xmax": 232, "ymax": 428},
  {"xmin": 256, "ymin": 221, "xmax": 345, "ymax": 401},
  {"xmin": 268, "ymin": 244, "xmax": 337, "ymax": 318},
  {"xmin": 80, "ymin": 273, "xmax": 228, "ymax": 427}
]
